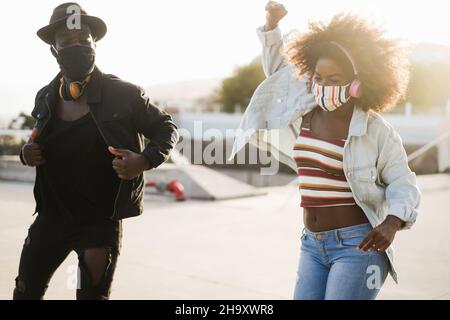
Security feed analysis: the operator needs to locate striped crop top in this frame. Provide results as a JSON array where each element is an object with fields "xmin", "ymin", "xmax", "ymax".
[{"xmin": 292, "ymin": 108, "xmax": 356, "ymax": 207}]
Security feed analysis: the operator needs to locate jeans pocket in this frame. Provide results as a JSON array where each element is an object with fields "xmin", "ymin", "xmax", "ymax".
[{"xmin": 340, "ymin": 235, "xmax": 365, "ymax": 247}]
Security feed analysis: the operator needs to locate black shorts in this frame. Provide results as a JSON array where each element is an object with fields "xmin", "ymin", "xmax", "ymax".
[
  {"xmin": 13, "ymin": 215, "xmax": 122, "ymax": 300},
  {"xmin": 30, "ymin": 215, "xmax": 122, "ymax": 253}
]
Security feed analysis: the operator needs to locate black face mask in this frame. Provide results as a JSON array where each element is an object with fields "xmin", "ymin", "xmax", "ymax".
[{"xmin": 55, "ymin": 45, "xmax": 95, "ymax": 81}]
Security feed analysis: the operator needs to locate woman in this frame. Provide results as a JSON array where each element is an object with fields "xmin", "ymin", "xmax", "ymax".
[{"xmin": 231, "ymin": 1, "xmax": 421, "ymax": 300}]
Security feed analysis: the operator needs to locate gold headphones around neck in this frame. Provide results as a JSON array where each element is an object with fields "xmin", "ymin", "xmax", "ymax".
[{"xmin": 58, "ymin": 74, "xmax": 92, "ymax": 101}]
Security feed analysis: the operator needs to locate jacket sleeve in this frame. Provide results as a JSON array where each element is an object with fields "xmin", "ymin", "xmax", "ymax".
[
  {"xmin": 131, "ymin": 87, "xmax": 179, "ymax": 170},
  {"xmin": 19, "ymin": 148, "xmax": 27, "ymax": 165},
  {"xmin": 19, "ymin": 87, "xmax": 48, "ymax": 166},
  {"xmin": 378, "ymin": 128, "xmax": 421, "ymax": 230},
  {"xmin": 257, "ymin": 26, "xmax": 286, "ymax": 77}
]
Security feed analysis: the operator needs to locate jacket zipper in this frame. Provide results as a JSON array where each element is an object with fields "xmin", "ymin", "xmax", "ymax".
[
  {"xmin": 32, "ymin": 94, "xmax": 53, "ymax": 216},
  {"xmin": 39, "ymin": 93, "xmax": 52, "ymax": 141},
  {"xmin": 88, "ymin": 107, "xmax": 123, "ymax": 219}
]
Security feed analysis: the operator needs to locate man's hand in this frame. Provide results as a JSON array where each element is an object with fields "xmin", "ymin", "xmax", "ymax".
[
  {"xmin": 108, "ymin": 146, "xmax": 150, "ymax": 180},
  {"xmin": 22, "ymin": 128, "xmax": 45, "ymax": 167},
  {"xmin": 358, "ymin": 215, "xmax": 405, "ymax": 253},
  {"xmin": 265, "ymin": 1, "xmax": 288, "ymax": 31}
]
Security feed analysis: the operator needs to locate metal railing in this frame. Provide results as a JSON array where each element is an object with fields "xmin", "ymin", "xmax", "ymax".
[{"xmin": 407, "ymin": 129, "xmax": 450, "ymax": 165}]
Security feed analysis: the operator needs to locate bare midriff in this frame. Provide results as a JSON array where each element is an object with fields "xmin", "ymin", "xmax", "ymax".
[{"xmin": 303, "ymin": 205, "xmax": 369, "ymax": 232}]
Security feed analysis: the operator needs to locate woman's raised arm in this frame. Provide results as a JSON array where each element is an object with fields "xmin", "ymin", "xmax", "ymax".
[{"xmin": 257, "ymin": 1, "xmax": 288, "ymax": 77}]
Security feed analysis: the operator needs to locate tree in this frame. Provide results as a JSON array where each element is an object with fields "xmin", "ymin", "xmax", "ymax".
[
  {"xmin": 216, "ymin": 61, "xmax": 265, "ymax": 113},
  {"xmin": 8, "ymin": 112, "xmax": 35, "ymax": 130},
  {"xmin": 0, "ymin": 136, "xmax": 24, "ymax": 155},
  {"xmin": 405, "ymin": 43, "xmax": 450, "ymax": 110},
  {"xmin": 407, "ymin": 61, "xmax": 450, "ymax": 110}
]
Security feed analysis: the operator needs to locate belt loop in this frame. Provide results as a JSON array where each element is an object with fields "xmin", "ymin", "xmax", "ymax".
[{"xmin": 301, "ymin": 227, "xmax": 306, "ymax": 235}]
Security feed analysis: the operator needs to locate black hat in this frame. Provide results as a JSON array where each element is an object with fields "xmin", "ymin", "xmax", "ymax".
[{"xmin": 37, "ymin": 2, "xmax": 107, "ymax": 45}]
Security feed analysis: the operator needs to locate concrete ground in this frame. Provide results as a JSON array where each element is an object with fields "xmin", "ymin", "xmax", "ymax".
[{"xmin": 0, "ymin": 174, "xmax": 449, "ymax": 300}]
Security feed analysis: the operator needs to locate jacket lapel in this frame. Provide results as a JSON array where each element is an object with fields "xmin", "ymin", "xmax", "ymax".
[{"xmin": 348, "ymin": 106, "xmax": 369, "ymax": 137}]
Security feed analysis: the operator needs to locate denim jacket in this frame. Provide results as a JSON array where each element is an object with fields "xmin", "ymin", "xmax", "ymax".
[{"xmin": 230, "ymin": 26, "xmax": 422, "ymax": 283}]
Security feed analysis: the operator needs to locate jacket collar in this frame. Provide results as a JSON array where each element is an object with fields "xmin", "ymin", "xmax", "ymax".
[
  {"xmin": 85, "ymin": 66, "xmax": 102, "ymax": 104},
  {"xmin": 46, "ymin": 66, "xmax": 103, "ymax": 106},
  {"xmin": 348, "ymin": 105, "xmax": 369, "ymax": 137}
]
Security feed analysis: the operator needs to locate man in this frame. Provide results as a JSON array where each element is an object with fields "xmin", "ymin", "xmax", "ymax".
[{"xmin": 14, "ymin": 2, "xmax": 179, "ymax": 300}]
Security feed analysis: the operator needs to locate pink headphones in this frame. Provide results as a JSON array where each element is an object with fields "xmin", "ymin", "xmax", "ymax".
[{"xmin": 329, "ymin": 41, "xmax": 363, "ymax": 98}]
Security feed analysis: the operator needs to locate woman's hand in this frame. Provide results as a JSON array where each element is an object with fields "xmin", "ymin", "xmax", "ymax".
[
  {"xmin": 265, "ymin": 1, "xmax": 288, "ymax": 31},
  {"xmin": 357, "ymin": 215, "xmax": 405, "ymax": 253}
]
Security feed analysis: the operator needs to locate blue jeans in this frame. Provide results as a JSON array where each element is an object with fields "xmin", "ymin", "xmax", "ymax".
[{"xmin": 293, "ymin": 223, "xmax": 389, "ymax": 300}]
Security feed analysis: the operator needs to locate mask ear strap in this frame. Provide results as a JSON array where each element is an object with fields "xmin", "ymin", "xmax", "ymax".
[
  {"xmin": 50, "ymin": 45, "xmax": 58, "ymax": 58},
  {"xmin": 307, "ymin": 72, "xmax": 317, "ymax": 92}
]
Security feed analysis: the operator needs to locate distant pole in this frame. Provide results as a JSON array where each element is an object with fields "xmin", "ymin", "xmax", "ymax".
[{"xmin": 437, "ymin": 100, "xmax": 450, "ymax": 172}]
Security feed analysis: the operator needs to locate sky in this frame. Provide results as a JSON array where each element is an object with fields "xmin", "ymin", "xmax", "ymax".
[{"xmin": 1, "ymin": 0, "xmax": 449, "ymax": 121}]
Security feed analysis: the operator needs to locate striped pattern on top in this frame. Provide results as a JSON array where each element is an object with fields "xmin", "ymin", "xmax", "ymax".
[{"xmin": 293, "ymin": 109, "xmax": 356, "ymax": 207}]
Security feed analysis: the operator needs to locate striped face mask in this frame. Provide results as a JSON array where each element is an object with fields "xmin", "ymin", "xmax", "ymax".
[{"xmin": 311, "ymin": 80, "xmax": 351, "ymax": 112}]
